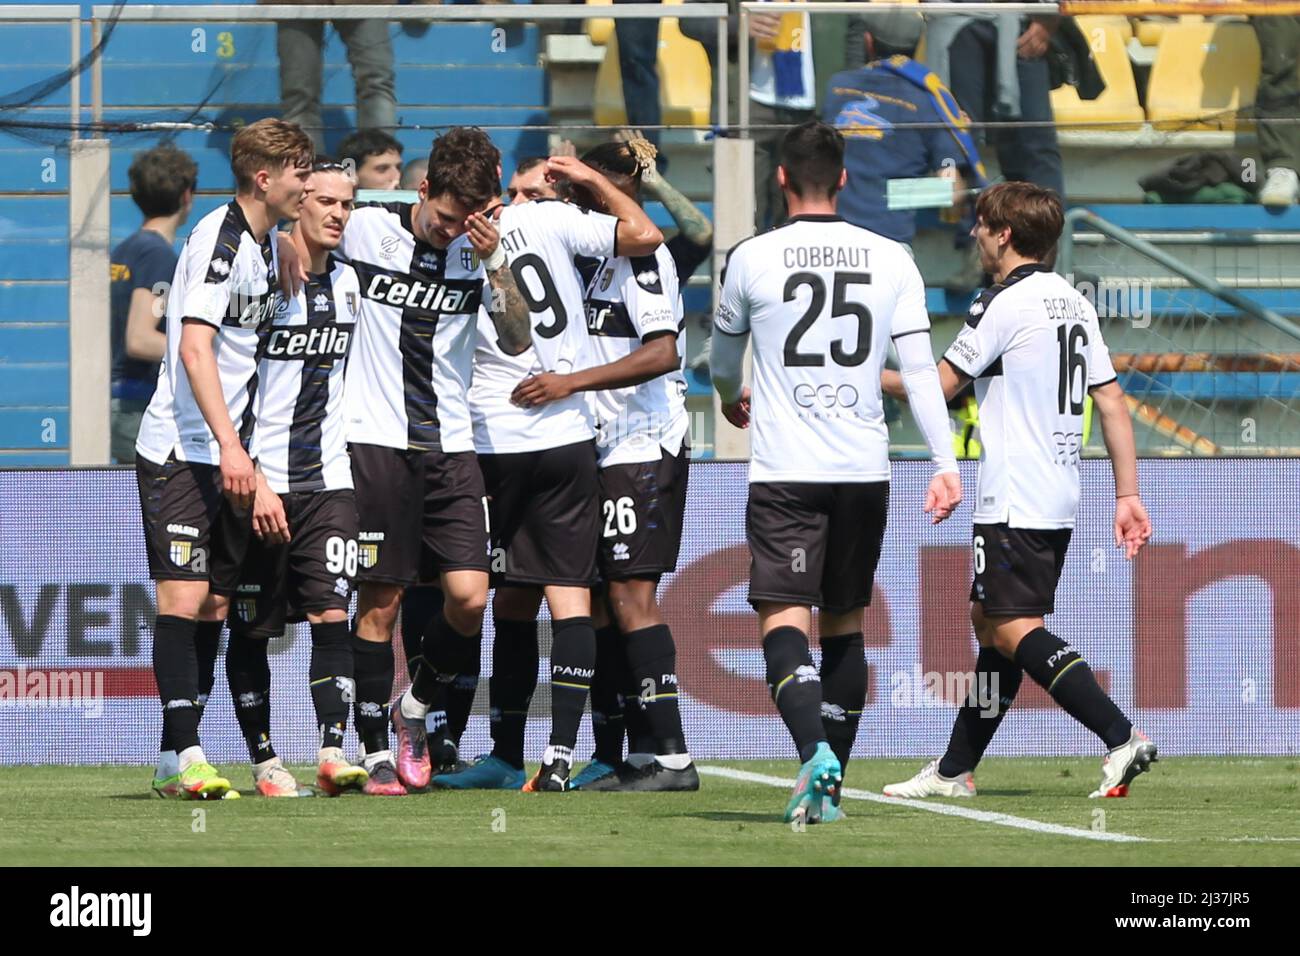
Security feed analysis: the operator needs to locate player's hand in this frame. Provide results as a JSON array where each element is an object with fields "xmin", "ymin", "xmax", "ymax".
[
  {"xmin": 465, "ymin": 210, "xmax": 501, "ymax": 258},
  {"xmin": 252, "ymin": 472, "xmax": 291, "ymax": 545},
  {"xmin": 749, "ymin": 12, "xmax": 782, "ymax": 43},
  {"xmin": 276, "ymin": 232, "xmax": 306, "ymax": 297},
  {"xmin": 1017, "ymin": 21, "xmax": 1051, "ymax": 59},
  {"xmin": 1114, "ymin": 495, "xmax": 1152, "ymax": 560},
  {"xmin": 220, "ymin": 439, "xmax": 257, "ymax": 511},
  {"xmin": 923, "ymin": 471, "xmax": 963, "ymax": 525},
  {"xmin": 511, "ymin": 372, "xmax": 575, "ymax": 408},
  {"xmin": 545, "ymin": 155, "xmax": 597, "ymax": 187},
  {"xmin": 551, "ymin": 139, "xmax": 577, "ymax": 159},
  {"xmin": 720, "ymin": 387, "xmax": 751, "ymax": 429}
]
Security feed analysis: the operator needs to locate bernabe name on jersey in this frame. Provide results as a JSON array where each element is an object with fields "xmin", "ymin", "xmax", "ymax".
[
  {"xmin": 264, "ymin": 326, "xmax": 351, "ymax": 360},
  {"xmin": 363, "ymin": 272, "xmax": 481, "ymax": 314}
]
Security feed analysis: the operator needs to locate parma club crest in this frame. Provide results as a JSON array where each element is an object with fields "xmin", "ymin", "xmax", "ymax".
[
  {"xmin": 461, "ymin": 248, "xmax": 480, "ymax": 272},
  {"xmin": 359, "ymin": 542, "xmax": 379, "ymax": 569},
  {"xmin": 346, "ymin": 290, "xmax": 359, "ymax": 316},
  {"xmin": 169, "ymin": 540, "xmax": 192, "ymax": 567}
]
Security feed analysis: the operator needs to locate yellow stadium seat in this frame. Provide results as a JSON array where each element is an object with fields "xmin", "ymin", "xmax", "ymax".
[
  {"xmin": 587, "ymin": 0, "xmax": 614, "ymax": 47},
  {"xmin": 1145, "ymin": 21, "xmax": 1259, "ymax": 131},
  {"xmin": 1051, "ymin": 17, "xmax": 1144, "ymax": 131},
  {"xmin": 1136, "ymin": 14, "xmax": 1205, "ymax": 48},
  {"xmin": 587, "ymin": 0, "xmax": 712, "ymax": 129}
]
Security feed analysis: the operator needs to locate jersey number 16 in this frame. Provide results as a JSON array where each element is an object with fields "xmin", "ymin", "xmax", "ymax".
[{"xmin": 1057, "ymin": 324, "xmax": 1088, "ymax": 415}]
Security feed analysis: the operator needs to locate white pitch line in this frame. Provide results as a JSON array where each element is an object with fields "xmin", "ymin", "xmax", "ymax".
[{"xmin": 700, "ymin": 766, "xmax": 1150, "ymax": 844}]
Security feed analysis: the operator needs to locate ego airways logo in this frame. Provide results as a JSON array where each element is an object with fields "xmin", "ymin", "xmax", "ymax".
[
  {"xmin": 50, "ymin": 886, "xmax": 151, "ymax": 936},
  {"xmin": 793, "ymin": 383, "xmax": 859, "ymax": 408}
]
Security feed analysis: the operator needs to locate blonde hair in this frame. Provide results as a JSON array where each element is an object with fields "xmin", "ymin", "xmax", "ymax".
[{"xmin": 230, "ymin": 118, "xmax": 314, "ymax": 192}]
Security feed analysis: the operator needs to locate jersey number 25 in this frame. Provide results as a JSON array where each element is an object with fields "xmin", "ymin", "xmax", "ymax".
[{"xmin": 783, "ymin": 271, "xmax": 873, "ymax": 368}]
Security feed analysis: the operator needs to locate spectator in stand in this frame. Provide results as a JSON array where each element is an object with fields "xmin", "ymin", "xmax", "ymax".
[
  {"xmin": 923, "ymin": 0, "xmax": 1063, "ymax": 288},
  {"xmin": 613, "ymin": 0, "xmax": 664, "ymax": 158},
  {"xmin": 338, "ymin": 128, "xmax": 404, "ymax": 190},
  {"xmin": 823, "ymin": 9, "xmax": 986, "ymax": 250},
  {"xmin": 109, "ymin": 145, "xmax": 197, "ymax": 464},
  {"xmin": 400, "ymin": 157, "xmax": 427, "ymax": 191},
  {"xmin": 680, "ymin": 0, "xmax": 847, "ymax": 230},
  {"xmin": 268, "ymin": 0, "xmax": 397, "ymax": 154},
  {"xmin": 1251, "ymin": 15, "xmax": 1300, "ymax": 206}
]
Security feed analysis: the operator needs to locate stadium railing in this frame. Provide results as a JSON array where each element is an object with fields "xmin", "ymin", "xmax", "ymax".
[{"xmin": 4, "ymin": 2, "xmax": 1295, "ymax": 463}]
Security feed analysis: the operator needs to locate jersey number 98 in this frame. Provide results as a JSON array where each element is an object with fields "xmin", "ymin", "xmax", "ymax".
[{"xmin": 326, "ymin": 536, "xmax": 359, "ymax": 578}]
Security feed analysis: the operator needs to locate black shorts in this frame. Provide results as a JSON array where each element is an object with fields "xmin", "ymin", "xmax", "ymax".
[
  {"xmin": 230, "ymin": 490, "xmax": 359, "ymax": 638},
  {"xmin": 746, "ymin": 481, "xmax": 889, "ymax": 614},
  {"xmin": 349, "ymin": 443, "xmax": 490, "ymax": 586},
  {"xmin": 969, "ymin": 523, "xmax": 1072, "ymax": 617},
  {"xmin": 479, "ymin": 439, "xmax": 600, "ymax": 588},
  {"xmin": 597, "ymin": 446, "xmax": 689, "ymax": 581},
  {"xmin": 136, "ymin": 453, "xmax": 252, "ymax": 595}
]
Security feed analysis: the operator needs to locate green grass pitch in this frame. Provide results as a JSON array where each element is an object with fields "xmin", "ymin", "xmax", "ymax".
[{"xmin": 2, "ymin": 758, "xmax": 1297, "ymax": 866}]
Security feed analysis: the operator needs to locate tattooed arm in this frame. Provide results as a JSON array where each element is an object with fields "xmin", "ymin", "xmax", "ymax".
[{"xmin": 466, "ymin": 210, "xmax": 532, "ymax": 356}]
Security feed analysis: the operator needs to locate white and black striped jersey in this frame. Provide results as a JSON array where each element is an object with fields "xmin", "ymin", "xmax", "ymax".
[
  {"xmin": 943, "ymin": 264, "xmax": 1117, "ymax": 529},
  {"xmin": 249, "ymin": 255, "xmax": 361, "ymax": 494},
  {"xmin": 580, "ymin": 243, "xmax": 689, "ymax": 467},
  {"xmin": 714, "ymin": 214, "xmax": 928, "ymax": 483},
  {"xmin": 338, "ymin": 202, "xmax": 486, "ymax": 453},
  {"xmin": 469, "ymin": 199, "xmax": 618, "ymax": 454},
  {"xmin": 136, "ymin": 200, "xmax": 279, "ymax": 466}
]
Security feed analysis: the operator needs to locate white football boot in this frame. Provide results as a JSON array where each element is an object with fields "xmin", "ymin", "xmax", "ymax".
[
  {"xmin": 882, "ymin": 759, "xmax": 976, "ymax": 799},
  {"xmin": 1089, "ymin": 729, "xmax": 1158, "ymax": 798}
]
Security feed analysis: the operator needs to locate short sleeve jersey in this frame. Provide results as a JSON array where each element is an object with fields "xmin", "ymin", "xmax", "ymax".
[
  {"xmin": 135, "ymin": 201, "xmax": 279, "ymax": 466},
  {"xmin": 469, "ymin": 199, "xmax": 618, "ymax": 454},
  {"xmin": 338, "ymin": 202, "xmax": 486, "ymax": 453},
  {"xmin": 582, "ymin": 243, "xmax": 689, "ymax": 466},
  {"xmin": 249, "ymin": 255, "xmax": 361, "ymax": 494},
  {"xmin": 714, "ymin": 214, "xmax": 930, "ymax": 483},
  {"xmin": 943, "ymin": 263, "xmax": 1117, "ymax": 529}
]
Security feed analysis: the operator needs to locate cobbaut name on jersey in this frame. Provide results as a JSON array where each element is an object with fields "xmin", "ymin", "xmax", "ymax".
[
  {"xmin": 366, "ymin": 273, "xmax": 477, "ymax": 312},
  {"xmin": 783, "ymin": 246, "xmax": 870, "ymax": 270},
  {"xmin": 264, "ymin": 325, "xmax": 351, "ymax": 359}
]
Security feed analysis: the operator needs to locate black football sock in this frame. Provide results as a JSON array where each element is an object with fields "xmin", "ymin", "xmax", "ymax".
[
  {"xmin": 409, "ymin": 610, "xmax": 473, "ymax": 708},
  {"xmin": 489, "ymin": 618, "xmax": 539, "ymax": 770},
  {"xmin": 548, "ymin": 616, "xmax": 596, "ymax": 757},
  {"xmin": 153, "ymin": 615, "xmax": 200, "ymax": 754},
  {"xmin": 763, "ymin": 626, "xmax": 826, "ymax": 764},
  {"xmin": 351, "ymin": 633, "xmax": 394, "ymax": 757},
  {"xmin": 445, "ymin": 632, "xmax": 482, "ymax": 748},
  {"xmin": 1015, "ymin": 627, "xmax": 1132, "ymax": 749},
  {"xmin": 194, "ymin": 618, "xmax": 223, "ymax": 726},
  {"xmin": 818, "ymin": 631, "xmax": 866, "ymax": 774},
  {"xmin": 226, "ymin": 630, "xmax": 275, "ymax": 764},
  {"xmin": 621, "ymin": 648, "xmax": 655, "ymax": 756},
  {"xmin": 625, "ymin": 624, "xmax": 687, "ymax": 756},
  {"xmin": 400, "ymin": 585, "xmax": 443, "ymax": 681},
  {"xmin": 590, "ymin": 624, "xmax": 626, "ymax": 765},
  {"xmin": 939, "ymin": 645, "xmax": 1023, "ymax": 778},
  {"xmin": 309, "ymin": 620, "xmax": 353, "ymax": 751}
]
